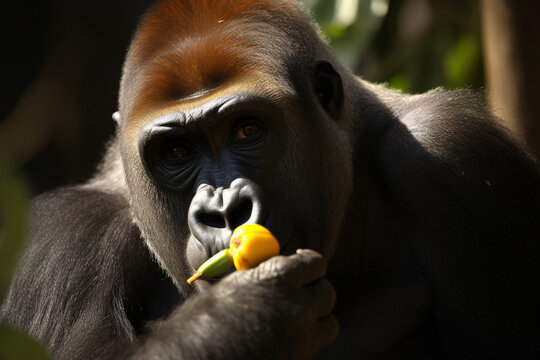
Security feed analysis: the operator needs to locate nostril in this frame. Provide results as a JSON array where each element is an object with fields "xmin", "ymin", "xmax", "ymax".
[
  {"xmin": 198, "ymin": 213, "xmax": 227, "ymax": 229},
  {"xmin": 228, "ymin": 200, "xmax": 253, "ymax": 230}
]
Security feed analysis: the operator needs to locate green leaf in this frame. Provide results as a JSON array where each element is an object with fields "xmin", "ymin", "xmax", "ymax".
[
  {"xmin": 324, "ymin": 21, "xmax": 347, "ymax": 38},
  {"xmin": 0, "ymin": 325, "xmax": 52, "ymax": 360},
  {"xmin": 0, "ymin": 162, "xmax": 49, "ymax": 359},
  {"xmin": 444, "ymin": 34, "xmax": 480, "ymax": 88},
  {"xmin": 0, "ymin": 160, "xmax": 29, "ymax": 299},
  {"xmin": 388, "ymin": 74, "xmax": 411, "ymax": 93}
]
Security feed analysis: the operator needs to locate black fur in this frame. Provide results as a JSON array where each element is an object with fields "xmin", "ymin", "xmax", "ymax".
[{"xmin": 2, "ymin": 1, "xmax": 540, "ymax": 359}]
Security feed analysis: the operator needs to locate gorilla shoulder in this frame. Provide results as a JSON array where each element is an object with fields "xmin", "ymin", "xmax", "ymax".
[
  {"xmin": 378, "ymin": 89, "xmax": 534, "ymax": 178},
  {"xmin": 374, "ymin": 87, "xmax": 540, "ymax": 233}
]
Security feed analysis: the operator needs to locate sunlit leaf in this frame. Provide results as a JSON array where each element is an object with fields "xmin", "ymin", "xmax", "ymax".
[
  {"xmin": 388, "ymin": 74, "xmax": 411, "ymax": 92},
  {"xmin": 305, "ymin": 0, "xmax": 388, "ymax": 69},
  {"xmin": 0, "ymin": 325, "xmax": 52, "ymax": 360},
  {"xmin": 324, "ymin": 21, "xmax": 347, "ymax": 38},
  {"xmin": 444, "ymin": 34, "xmax": 480, "ymax": 88}
]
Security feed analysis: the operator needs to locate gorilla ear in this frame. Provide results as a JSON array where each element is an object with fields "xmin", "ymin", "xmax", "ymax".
[
  {"xmin": 311, "ymin": 60, "xmax": 344, "ymax": 120},
  {"xmin": 112, "ymin": 111, "xmax": 121, "ymax": 124}
]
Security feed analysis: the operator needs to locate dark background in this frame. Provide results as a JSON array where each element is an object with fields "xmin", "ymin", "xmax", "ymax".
[
  {"xmin": 0, "ymin": 0, "xmax": 539, "ymax": 195},
  {"xmin": 0, "ymin": 1, "xmax": 152, "ymax": 193}
]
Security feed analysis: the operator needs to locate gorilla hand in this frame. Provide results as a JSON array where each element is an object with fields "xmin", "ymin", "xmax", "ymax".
[
  {"xmin": 220, "ymin": 249, "xmax": 340, "ymax": 358},
  {"xmin": 131, "ymin": 250, "xmax": 339, "ymax": 360}
]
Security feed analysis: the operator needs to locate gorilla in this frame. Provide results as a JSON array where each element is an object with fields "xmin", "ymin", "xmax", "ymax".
[{"xmin": 2, "ymin": 0, "xmax": 540, "ymax": 359}]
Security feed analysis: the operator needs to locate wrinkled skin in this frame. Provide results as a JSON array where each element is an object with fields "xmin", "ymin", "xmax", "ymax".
[{"xmin": 2, "ymin": 1, "xmax": 540, "ymax": 359}]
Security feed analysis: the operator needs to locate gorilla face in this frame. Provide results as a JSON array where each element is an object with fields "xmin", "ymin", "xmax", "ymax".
[
  {"xmin": 117, "ymin": 6, "xmax": 353, "ymax": 293},
  {"xmin": 137, "ymin": 92, "xmax": 293, "ymax": 273}
]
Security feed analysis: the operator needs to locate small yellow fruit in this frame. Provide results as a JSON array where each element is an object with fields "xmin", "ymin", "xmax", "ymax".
[
  {"xmin": 186, "ymin": 224, "xmax": 280, "ymax": 284},
  {"xmin": 229, "ymin": 224, "xmax": 280, "ymax": 270}
]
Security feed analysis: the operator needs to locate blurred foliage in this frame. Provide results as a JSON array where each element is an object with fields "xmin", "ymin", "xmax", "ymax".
[
  {"xmin": 0, "ymin": 162, "xmax": 29, "ymax": 299},
  {"xmin": 304, "ymin": 0, "xmax": 389, "ymax": 69},
  {"xmin": 0, "ymin": 161, "xmax": 51, "ymax": 359},
  {"xmin": 0, "ymin": 326, "xmax": 52, "ymax": 360},
  {"xmin": 303, "ymin": 0, "xmax": 484, "ymax": 93}
]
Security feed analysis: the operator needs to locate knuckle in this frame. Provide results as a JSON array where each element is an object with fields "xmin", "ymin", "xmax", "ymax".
[
  {"xmin": 311, "ymin": 279, "xmax": 336, "ymax": 307},
  {"xmin": 321, "ymin": 279, "xmax": 336, "ymax": 301},
  {"xmin": 318, "ymin": 315, "xmax": 340, "ymax": 347},
  {"xmin": 296, "ymin": 248, "xmax": 323, "ymax": 260},
  {"xmin": 251, "ymin": 255, "xmax": 290, "ymax": 282},
  {"xmin": 297, "ymin": 249, "xmax": 326, "ymax": 268},
  {"xmin": 324, "ymin": 280, "xmax": 336, "ymax": 301}
]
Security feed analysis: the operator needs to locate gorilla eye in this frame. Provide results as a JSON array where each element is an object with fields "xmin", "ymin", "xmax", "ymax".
[
  {"xmin": 164, "ymin": 142, "xmax": 192, "ymax": 161},
  {"xmin": 234, "ymin": 122, "xmax": 261, "ymax": 142}
]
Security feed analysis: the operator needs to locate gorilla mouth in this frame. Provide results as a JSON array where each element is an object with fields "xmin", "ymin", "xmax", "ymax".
[{"xmin": 188, "ymin": 224, "xmax": 294, "ymax": 285}]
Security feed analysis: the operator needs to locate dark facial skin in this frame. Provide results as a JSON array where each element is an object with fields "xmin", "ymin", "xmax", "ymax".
[
  {"xmin": 139, "ymin": 93, "xmax": 288, "ymax": 269},
  {"xmin": 2, "ymin": 1, "xmax": 540, "ymax": 359}
]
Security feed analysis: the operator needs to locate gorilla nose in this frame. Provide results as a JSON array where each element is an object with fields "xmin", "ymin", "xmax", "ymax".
[
  {"xmin": 188, "ymin": 179, "xmax": 267, "ymax": 253},
  {"xmin": 198, "ymin": 198, "xmax": 253, "ymax": 230}
]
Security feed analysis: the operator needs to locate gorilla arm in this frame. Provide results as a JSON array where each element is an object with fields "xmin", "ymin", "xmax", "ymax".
[
  {"xmin": 0, "ymin": 185, "xmax": 337, "ymax": 360},
  {"xmin": 0, "ymin": 187, "xmax": 169, "ymax": 359},
  {"xmin": 378, "ymin": 89, "xmax": 540, "ymax": 358}
]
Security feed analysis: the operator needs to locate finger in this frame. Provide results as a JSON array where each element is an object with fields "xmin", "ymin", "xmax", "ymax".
[
  {"xmin": 287, "ymin": 249, "xmax": 327, "ymax": 286},
  {"xmin": 315, "ymin": 314, "xmax": 340, "ymax": 351},
  {"xmin": 257, "ymin": 248, "xmax": 327, "ymax": 286},
  {"xmin": 306, "ymin": 279, "xmax": 337, "ymax": 318}
]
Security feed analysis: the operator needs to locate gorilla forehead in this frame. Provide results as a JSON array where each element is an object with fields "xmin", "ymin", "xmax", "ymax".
[
  {"xmin": 121, "ymin": 74, "xmax": 297, "ymax": 143},
  {"xmin": 119, "ymin": 0, "xmax": 322, "ymax": 123}
]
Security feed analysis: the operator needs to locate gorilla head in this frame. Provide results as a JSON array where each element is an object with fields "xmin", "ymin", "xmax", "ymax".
[{"xmin": 117, "ymin": 0, "xmax": 353, "ymax": 293}]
